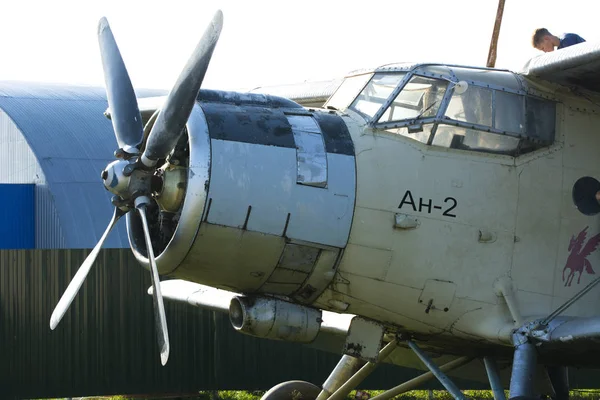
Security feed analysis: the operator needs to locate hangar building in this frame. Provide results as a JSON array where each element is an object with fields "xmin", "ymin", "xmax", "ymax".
[{"xmin": 0, "ymin": 80, "xmax": 403, "ymax": 399}]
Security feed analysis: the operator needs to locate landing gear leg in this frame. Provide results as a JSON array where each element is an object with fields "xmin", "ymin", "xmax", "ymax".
[
  {"xmin": 406, "ymin": 340, "xmax": 468, "ymax": 400},
  {"xmin": 324, "ymin": 340, "xmax": 398, "ymax": 400},
  {"xmin": 259, "ymin": 338, "xmax": 475, "ymax": 400},
  {"xmin": 319, "ymin": 337, "xmax": 471, "ymax": 400},
  {"xmin": 484, "ymin": 357, "xmax": 507, "ymax": 400},
  {"xmin": 316, "ymin": 354, "xmax": 367, "ymax": 400},
  {"xmin": 260, "ymin": 337, "xmax": 397, "ymax": 400},
  {"xmin": 508, "ymin": 331, "xmax": 538, "ymax": 400}
]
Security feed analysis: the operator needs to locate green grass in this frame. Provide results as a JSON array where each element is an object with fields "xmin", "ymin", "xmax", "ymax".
[{"xmin": 36, "ymin": 389, "xmax": 600, "ymax": 400}]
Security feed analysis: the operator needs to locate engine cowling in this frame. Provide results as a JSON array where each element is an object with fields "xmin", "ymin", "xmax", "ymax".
[{"xmin": 127, "ymin": 90, "xmax": 357, "ymax": 305}]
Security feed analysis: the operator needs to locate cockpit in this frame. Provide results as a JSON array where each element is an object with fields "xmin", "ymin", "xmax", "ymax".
[{"xmin": 324, "ymin": 63, "xmax": 557, "ymax": 157}]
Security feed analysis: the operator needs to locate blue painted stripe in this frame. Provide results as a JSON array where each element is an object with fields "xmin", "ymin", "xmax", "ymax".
[{"xmin": 0, "ymin": 184, "xmax": 34, "ymax": 249}]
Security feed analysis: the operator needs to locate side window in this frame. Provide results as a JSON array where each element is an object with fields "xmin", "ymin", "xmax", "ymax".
[
  {"xmin": 445, "ymin": 86, "xmax": 492, "ymax": 126},
  {"xmin": 349, "ymin": 73, "xmax": 406, "ymax": 119},
  {"xmin": 432, "ymin": 125, "xmax": 520, "ymax": 155},
  {"xmin": 378, "ymin": 76, "xmax": 448, "ymax": 123},
  {"xmin": 386, "ymin": 125, "xmax": 433, "ymax": 145},
  {"xmin": 361, "ymin": 68, "xmax": 557, "ymax": 157},
  {"xmin": 439, "ymin": 88, "xmax": 554, "ymax": 156},
  {"xmin": 526, "ymin": 96, "xmax": 556, "ymax": 142},
  {"xmin": 496, "ymin": 91, "xmax": 524, "ymax": 133}
]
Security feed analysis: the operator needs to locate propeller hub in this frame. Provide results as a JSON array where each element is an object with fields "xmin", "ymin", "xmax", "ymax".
[
  {"xmin": 102, "ymin": 158, "xmax": 157, "ymax": 205},
  {"xmin": 102, "ymin": 159, "xmax": 132, "ymax": 198}
]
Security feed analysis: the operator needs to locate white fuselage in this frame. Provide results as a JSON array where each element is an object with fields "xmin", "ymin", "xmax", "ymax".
[{"xmin": 313, "ymin": 93, "xmax": 600, "ymax": 350}]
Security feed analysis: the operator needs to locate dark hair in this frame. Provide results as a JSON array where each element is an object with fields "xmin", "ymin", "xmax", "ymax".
[{"xmin": 532, "ymin": 28, "xmax": 551, "ymax": 47}]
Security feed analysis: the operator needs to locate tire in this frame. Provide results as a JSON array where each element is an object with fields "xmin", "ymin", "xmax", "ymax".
[{"xmin": 260, "ymin": 380, "xmax": 321, "ymax": 400}]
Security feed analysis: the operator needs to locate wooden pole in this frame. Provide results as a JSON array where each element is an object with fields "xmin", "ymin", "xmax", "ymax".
[{"xmin": 486, "ymin": 0, "xmax": 506, "ymax": 68}]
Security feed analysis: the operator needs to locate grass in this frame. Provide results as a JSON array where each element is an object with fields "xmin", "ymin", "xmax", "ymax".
[{"xmin": 35, "ymin": 389, "xmax": 600, "ymax": 400}]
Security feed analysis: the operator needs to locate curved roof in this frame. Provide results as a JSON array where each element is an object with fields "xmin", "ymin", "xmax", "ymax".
[
  {"xmin": 247, "ymin": 79, "xmax": 343, "ymax": 105},
  {"xmin": 0, "ymin": 81, "xmax": 166, "ymax": 248}
]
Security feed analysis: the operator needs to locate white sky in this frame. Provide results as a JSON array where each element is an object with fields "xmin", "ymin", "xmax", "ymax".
[{"xmin": 0, "ymin": 0, "xmax": 597, "ymax": 92}]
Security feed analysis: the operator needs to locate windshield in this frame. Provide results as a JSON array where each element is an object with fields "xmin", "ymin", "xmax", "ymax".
[
  {"xmin": 378, "ymin": 75, "xmax": 448, "ymax": 123},
  {"xmin": 364, "ymin": 67, "xmax": 556, "ymax": 157},
  {"xmin": 349, "ymin": 73, "xmax": 406, "ymax": 119},
  {"xmin": 325, "ymin": 73, "xmax": 373, "ymax": 111}
]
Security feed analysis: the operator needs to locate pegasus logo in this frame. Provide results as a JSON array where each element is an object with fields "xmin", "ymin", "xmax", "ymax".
[{"xmin": 563, "ymin": 226, "xmax": 600, "ymax": 286}]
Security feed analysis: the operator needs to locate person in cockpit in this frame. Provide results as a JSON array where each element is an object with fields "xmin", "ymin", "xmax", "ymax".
[{"xmin": 532, "ymin": 28, "xmax": 585, "ymax": 53}]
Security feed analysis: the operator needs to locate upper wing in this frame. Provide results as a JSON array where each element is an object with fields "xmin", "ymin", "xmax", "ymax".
[{"xmin": 521, "ymin": 41, "xmax": 600, "ymax": 94}]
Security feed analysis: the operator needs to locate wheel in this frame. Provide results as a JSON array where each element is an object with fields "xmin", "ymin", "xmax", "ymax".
[{"xmin": 260, "ymin": 380, "xmax": 321, "ymax": 400}]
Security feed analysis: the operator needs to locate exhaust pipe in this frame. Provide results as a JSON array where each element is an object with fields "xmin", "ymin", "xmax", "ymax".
[{"xmin": 229, "ymin": 296, "xmax": 322, "ymax": 343}]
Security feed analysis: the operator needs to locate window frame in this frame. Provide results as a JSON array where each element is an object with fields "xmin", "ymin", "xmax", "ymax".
[
  {"xmin": 357, "ymin": 67, "xmax": 556, "ymax": 156},
  {"xmin": 347, "ymin": 72, "xmax": 410, "ymax": 121}
]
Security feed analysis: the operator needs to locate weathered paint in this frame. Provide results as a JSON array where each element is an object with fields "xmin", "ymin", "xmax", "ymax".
[
  {"xmin": 205, "ymin": 140, "xmax": 355, "ymax": 248},
  {"xmin": 200, "ymin": 103, "xmax": 355, "ymax": 158}
]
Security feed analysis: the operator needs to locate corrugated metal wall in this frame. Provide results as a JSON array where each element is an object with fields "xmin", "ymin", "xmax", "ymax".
[
  {"xmin": 35, "ymin": 183, "xmax": 67, "ymax": 248},
  {"xmin": 2, "ymin": 249, "xmax": 600, "ymax": 399},
  {"xmin": 0, "ymin": 249, "xmax": 416, "ymax": 399},
  {"xmin": 0, "ymin": 108, "xmax": 67, "ymax": 248},
  {"xmin": 0, "ymin": 109, "xmax": 43, "ymax": 183},
  {"xmin": 0, "ymin": 184, "xmax": 34, "ymax": 248}
]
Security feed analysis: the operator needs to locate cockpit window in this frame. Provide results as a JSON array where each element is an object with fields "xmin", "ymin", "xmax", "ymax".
[
  {"xmin": 496, "ymin": 91, "xmax": 525, "ymax": 133},
  {"xmin": 526, "ymin": 96, "xmax": 556, "ymax": 142},
  {"xmin": 432, "ymin": 125, "xmax": 521, "ymax": 155},
  {"xmin": 378, "ymin": 76, "xmax": 448, "ymax": 123},
  {"xmin": 326, "ymin": 73, "xmax": 373, "ymax": 111},
  {"xmin": 359, "ymin": 66, "xmax": 557, "ymax": 157},
  {"xmin": 446, "ymin": 86, "xmax": 493, "ymax": 127},
  {"xmin": 349, "ymin": 73, "xmax": 406, "ymax": 119}
]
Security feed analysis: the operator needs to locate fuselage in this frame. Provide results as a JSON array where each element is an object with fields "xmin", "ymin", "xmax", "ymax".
[
  {"xmin": 312, "ymin": 68, "xmax": 600, "ymax": 354},
  {"xmin": 128, "ymin": 64, "xmax": 600, "ymax": 363}
]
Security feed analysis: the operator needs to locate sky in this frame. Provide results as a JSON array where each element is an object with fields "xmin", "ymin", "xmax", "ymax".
[{"xmin": 0, "ymin": 0, "xmax": 597, "ymax": 92}]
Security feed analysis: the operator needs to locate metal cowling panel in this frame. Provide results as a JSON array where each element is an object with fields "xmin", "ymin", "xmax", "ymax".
[{"xmin": 0, "ymin": 249, "xmax": 410, "ymax": 399}]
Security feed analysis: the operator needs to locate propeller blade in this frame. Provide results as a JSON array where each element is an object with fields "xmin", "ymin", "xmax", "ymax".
[
  {"xmin": 50, "ymin": 207, "xmax": 125, "ymax": 330},
  {"xmin": 135, "ymin": 197, "xmax": 170, "ymax": 366},
  {"xmin": 98, "ymin": 17, "xmax": 144, "ymax": 154},
  {"xmin": 141, "ymin": 10, "xmax": 223, "ymax": 167}
]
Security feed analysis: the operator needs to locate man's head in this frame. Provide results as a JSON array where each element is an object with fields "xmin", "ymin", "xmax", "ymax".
[{"xmin": 532, "ymin": 28, "xmax": 559, "ymax": 52}]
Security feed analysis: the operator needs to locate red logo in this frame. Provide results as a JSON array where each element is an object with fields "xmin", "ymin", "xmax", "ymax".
[{"xmin": 563, "ymin": 226, "xmax": 600, "ymax": 286}]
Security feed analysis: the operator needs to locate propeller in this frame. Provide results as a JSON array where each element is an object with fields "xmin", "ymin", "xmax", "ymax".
[
  {"xmin": 50, "ymin": 206, "xmax": 125, "ymax": 330},
  {"xmin": 97, "ymin": 17, "xmax": 144, "ymax": 155},
  {"xmin": 136, "ymin": 196, "xmax": 170, "ymax": 365},
  {"xmin": 141, "ymin": 10, "xmax": 223, "ymax": 167},
  {"xmin": 49, "ymin": 10, "xmax": 224, "ymax": 366}
]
